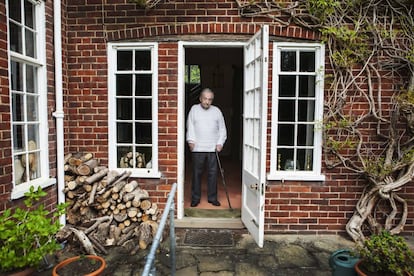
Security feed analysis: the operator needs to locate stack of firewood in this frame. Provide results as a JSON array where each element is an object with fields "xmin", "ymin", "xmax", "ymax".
[{"xmin": 59, "ymin": 153, "xmax": 161, "ymax": 255}]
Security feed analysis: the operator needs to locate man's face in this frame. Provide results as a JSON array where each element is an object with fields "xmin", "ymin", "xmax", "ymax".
[{"xmin": 199, "ymin": 91, "xmax": 214, "ymax": 109}]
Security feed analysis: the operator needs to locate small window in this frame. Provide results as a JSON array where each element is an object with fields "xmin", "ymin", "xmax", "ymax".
[
  {"xmin": 108, "ymin": 43, "xmax": 160, "ymax": 178},
  {"xmin": 269, "ymin": 43, "xmax": 325, "ymax": 181}
]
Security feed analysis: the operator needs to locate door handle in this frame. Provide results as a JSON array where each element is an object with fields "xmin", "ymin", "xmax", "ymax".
[{"xmin": 249, "ymin": 183, "xmax": 258, "ymax": 190}]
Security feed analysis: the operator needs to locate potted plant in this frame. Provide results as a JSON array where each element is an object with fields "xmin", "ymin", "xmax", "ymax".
[
  {"xmin": 354, "ymin": 230, "xmax": 414, "ymax": 276},
  {"xmin": 0, "ymin": 186, "xmax": 66, "ymax": 275}
]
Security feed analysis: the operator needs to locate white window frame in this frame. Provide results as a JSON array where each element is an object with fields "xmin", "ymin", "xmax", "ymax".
[
  {"xmin": 107, "ymin": 42, "xmax": 160, "ymax": 178},
  {"xmin": 268, "ymin": 42, "xmax": 325, "ymax": 181},
  {"xmin": 8, "ymin": 0, "xmax": 54, "ymax": 199}
]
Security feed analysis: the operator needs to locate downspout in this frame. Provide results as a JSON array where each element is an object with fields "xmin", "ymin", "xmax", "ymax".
[{"xmin": 52, "ymin": 0, "xmax": 65, "ymax": 225}]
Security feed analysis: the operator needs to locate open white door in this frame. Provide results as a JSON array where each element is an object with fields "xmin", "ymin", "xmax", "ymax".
[{"xmin": 242, "ymin": 25, "xmax": 269, "ymax": 247}]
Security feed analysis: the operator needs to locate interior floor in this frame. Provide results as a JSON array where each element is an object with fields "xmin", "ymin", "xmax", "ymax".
[{"xmin": 184, "ymin": 155, "xmax": 241, "ymax": 210}]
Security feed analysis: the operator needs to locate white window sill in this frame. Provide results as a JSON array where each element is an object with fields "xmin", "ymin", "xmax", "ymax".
[
  {"xmin": 113, "ymin": 169, "xmax": 162, "ymax": 179},
  {"xmin": 11, "ymin": 177, "xmax": 57, "ymax": 200},
  {"xmin": 267, "ymin": 173, "xmax": 325, "ymax": 182}
]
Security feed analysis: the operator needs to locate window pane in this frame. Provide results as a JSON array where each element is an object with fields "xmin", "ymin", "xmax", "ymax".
[
  {"xmin": 116, "ymin": 75, "xmax": 132, "ymax": 96},
  {"xmin": 14, "ymin": 156, "xmax": 24, "ymax": 185},
  {"xmin": 298, "ymin": 149, "xmax": 313, "ymax": 171},
  {"xmin": 297, "ymin": 124, "xmax": 314, "ymax": 146},
  {"xmin": 117, "ymin": 51, "xmax": 132, "ymax": 70},
  {"xmin": 277, "ymin": 124, "xmax": 294, "ymax": 146},
  {"xmin": 298, "ymin": 100, "xmax": 315, "ymax": 122},
  {"xmin": 277, "ymin": 148, "xmax": 294, "ymax": 170},
  {"xmin": 27, "ymin": 95, "xmax": 38, "ymax": 121},
  {"xmin": 26, "ymin": 64, "xmax": 36, "ymax": 93},
  {"xmin": 9, "ymin": 22, "xmax": 22, "ymax": 54},
  {"xmin": 29, "ymin": 151, "xmax": 40, "ymax": 180},
  {"xmin": 135, "ymin": 122, "xmax": 152, "ymax": 144},
  {"xmin": 116, "ymin": 98, "xmax": 132, "ymax": 120},
  {"xmin": 24, "ymin": 0, "xmax": 35, "ymax": 28},
  {"xmin": 300, "ymin": 52, "xmax": 315, "ymax": 72},
  {"xmin": 117, "ymin": 122, "xmax": 132, "ymax": 143},
  {"xmin": 299, "ymin": 76, "xmax": 315, "ymax": 97},
  {"xmin": 278, "ymin": 100, "xmax": 295, "ymax": 122},
  {"xmin": 118, "ymin": 146, "xmax": 133, "ymax": 168},
  {"xmin": 135, "ymin": 74, "xmax": 152, "ymax": 96},
  {"xmin": 135, "ymin": 50, "xmax": 151, "ymax": 70},
  {"xmin": 11, "ymin": 61, "xmax": 23, "ymax": 91},
  {"xmin": 27, "ymin": 125, "xmax": 39, "ymax": 147},
  {"xmin": 9, "ymin": 0, "xmax": 22, "ymax": 22},
  {"xmin": 135, "ymin": 146, "xmax": 152, "ymax": 168},
  {"xmin": 25, "ymin": 29, "xmax": 36, "ymax": 58},
  {"xmin": 12, "ymin": 94, "xmax": 25, "ymax": 121},
  {"xmin": 281, "ymin": 51, "xmax": 296, "ymax": 71},
  {"xmin": 135, "ymin": 99, "xmax": 152, "ymax": 120},
  {"xmin": 279, "ymin": 75, "xmax": 296, "ymax": 97},
  {"xmin": 13, "ymin": 124, "xmax": 24, "ymax": 152}
]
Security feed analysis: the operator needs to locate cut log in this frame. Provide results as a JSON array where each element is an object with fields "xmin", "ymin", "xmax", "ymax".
[
  {"xmin": 67, "ymin": 180, "xmax": 78, "ymax": 191},
  {"xmin": 88, "ymin": 182, "xmax": 98, "ymax": 205},
  {"xmin": 114, "ymin": 213, "xmax": 128, "ymax": 223},
  {"xmin": 127, "ymin": 207, "xmax": 139, "ymax": 218},
  {"xmin": 70, "ymin": 227, "xmax": 96, "ymax": 255},
  {"xmin": 113, "ymin": 180, "xmax": 127, "ymax": 193},
  {"xmin": 85, "ymin": 168, "xmax": 109, "ymax": 185},
  {"xmin": 77, "ymin": 158, "xmax": 99, "ymax": 176},
  {"xmin": 140, "ymin": 199, "xmax": 152, "ymax": 211},
  {"xmin": 138, "ymin": 220, "xmax": 158, "ymax": 250},
  {"xmin": 124, "ymin": 180, "xmax": 139, "ymax": 193}
]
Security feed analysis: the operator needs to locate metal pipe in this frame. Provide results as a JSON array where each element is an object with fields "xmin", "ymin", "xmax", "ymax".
[{"xmin": 142, "ymin": 182, "xmax": 177, "ymax": 276}]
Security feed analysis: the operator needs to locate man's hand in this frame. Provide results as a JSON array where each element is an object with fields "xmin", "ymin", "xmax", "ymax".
[
  {"xmin": 216, "ymin": 145, "xmax": 223, "ymax": 152},
  {"xmin": 188, "ymin": 142, "xmax": 195, "ymax": 151}
]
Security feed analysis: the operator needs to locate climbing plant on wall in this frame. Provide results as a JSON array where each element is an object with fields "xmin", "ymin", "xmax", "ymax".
[{"xmin": 236, "ymin": 0, "xmax": 414, "ymax": 243}]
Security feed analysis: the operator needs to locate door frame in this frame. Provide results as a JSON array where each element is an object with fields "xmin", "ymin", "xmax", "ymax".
[{"xmin": 177, "ymin": 41, "xmax": 245, "ymax": 219}]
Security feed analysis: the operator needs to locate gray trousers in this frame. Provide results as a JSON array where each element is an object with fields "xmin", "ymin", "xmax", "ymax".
[{"xmin": 191, "ymin": 152, "xmax": 218, "ymax": 202}]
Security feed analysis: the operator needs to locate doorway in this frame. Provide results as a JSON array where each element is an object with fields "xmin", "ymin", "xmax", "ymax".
[{"xmin": 182, "ymin": 46, "xmax": 243, "ymax": 216}]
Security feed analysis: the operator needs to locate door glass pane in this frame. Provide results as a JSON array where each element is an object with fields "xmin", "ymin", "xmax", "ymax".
[
  {"xmin": 278, "ymin": 100, "xmax": 295, "ymax": 122},
  {"xmin": 118, "ymin": 146, "xmax": 133, "ymax": 168},
  {"xmin": 9, "ymin": 22, "xmax": 22, "ymax": 54},
  {"xmin": 299, "ymin": 75, "xmax": 315, "ymax": 97},
  {"xmin": 9, "ymin": 0, "xmax": 21, "ymax": 22},
  {"xmin": 116, "ymin": 99, "xmax": 132, "ymax": 120},
  {"xmin": 117, "ymin": 51, "xmax": 132, "ymax": 70},
  {"xmin": 24, "ymin": 0, "xmax": 35, "ymax": 28},
  {"xmin": 12, "ymin": 94, "xmax": 25, "ymax": 121},
  {"xmin": 135, "ymin": 50, "xmax": 151, "ymax": 70},
  {"xmin": 117, "ymin": 122, "xmax": 132, "ymax": 143},
  {"xmin": 297, "ymin": 124, "xmax": 314, "ymax": 146},
  {"xmin": 298, "ymin": 100, "xmax": 315, "ymax": 122},
  {"xmin": 27, "ymin": 95, "xmax": 38, "ymax": 121},
  {"xmin": 300, "ymin": 52, "xmax": 315, "ymax": 72},
  {"xmin": 13, "ymin": 124, "xmax": 24, "ymax": 152},
  {"xmin": 135, "ymin": 122, "xmax": 152, "ymax": 144},
  {"xmin": 25, "ymin": 29, "xmax": 36, "ymax": 58},
  {"xmin": 277, "ymin": 124, "xmax": 294, "ymax": 146},
  {"xmin": 281, "ymin": 51, "xmax": 296, "ymax": 71},
  {"xmin": 135, "ymin": 74, "xmax": 152, "ymax": 96},
  {"xmin": 135, "ymin": 146, "xmax": 152, "ymax": 168},
  {"xmin": 135, "ymin": 99, "xmax": 152, "ymax": 120},
  {"xmin": 279, "ymin": 75, "xmax": 296, "ymax": 97},
  {"xmin": 116, "ymin": 75, "xmax": 132, "ymax": 96}
]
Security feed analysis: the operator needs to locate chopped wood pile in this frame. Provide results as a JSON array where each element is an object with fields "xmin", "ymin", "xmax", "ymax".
[{"xmin": 58, "ymin": 153, "xmax": 161, "ymax": 255}]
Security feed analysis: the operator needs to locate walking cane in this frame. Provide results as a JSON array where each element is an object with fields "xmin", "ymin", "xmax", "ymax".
[{"xmin": 215, "ymin": 151, "xmax": 233, "ymax": 209}]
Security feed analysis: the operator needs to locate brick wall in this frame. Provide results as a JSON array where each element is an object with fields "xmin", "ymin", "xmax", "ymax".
[{"xmin": 63, "ymin": 0, "xmax": 414, "ymax": 235}]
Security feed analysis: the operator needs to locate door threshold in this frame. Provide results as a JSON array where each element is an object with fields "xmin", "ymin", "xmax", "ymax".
[{"xmin": 175, "ymin": 217, "xmax": 244, "ymax": 229}]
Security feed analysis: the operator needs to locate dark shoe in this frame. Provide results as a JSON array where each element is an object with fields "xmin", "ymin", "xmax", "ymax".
[
  {"xmin": 208, "ymin": 200, "xmax": 221, "ymax": 206},
  {"xmin": 191, "ymin": 201, "xmax": 199, "ymax": 207}
]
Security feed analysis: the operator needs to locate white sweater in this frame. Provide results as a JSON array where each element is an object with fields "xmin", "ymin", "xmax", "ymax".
[{"xmin": 186, "ymin": 104, "xmax": 227, "ymax": 152}]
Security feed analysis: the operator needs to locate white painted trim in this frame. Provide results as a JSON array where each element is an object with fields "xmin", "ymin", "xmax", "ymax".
[
  {"xmin": 177, "ymin": 41, "xmax": 245, "ymax": 220},
  {"xmin": 270, "ymin": 42, "xmax": 326, "ymax": 181},
  {"xmin": 107, "ymin": 42, "xmax": 160, "ymax": 177}
]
